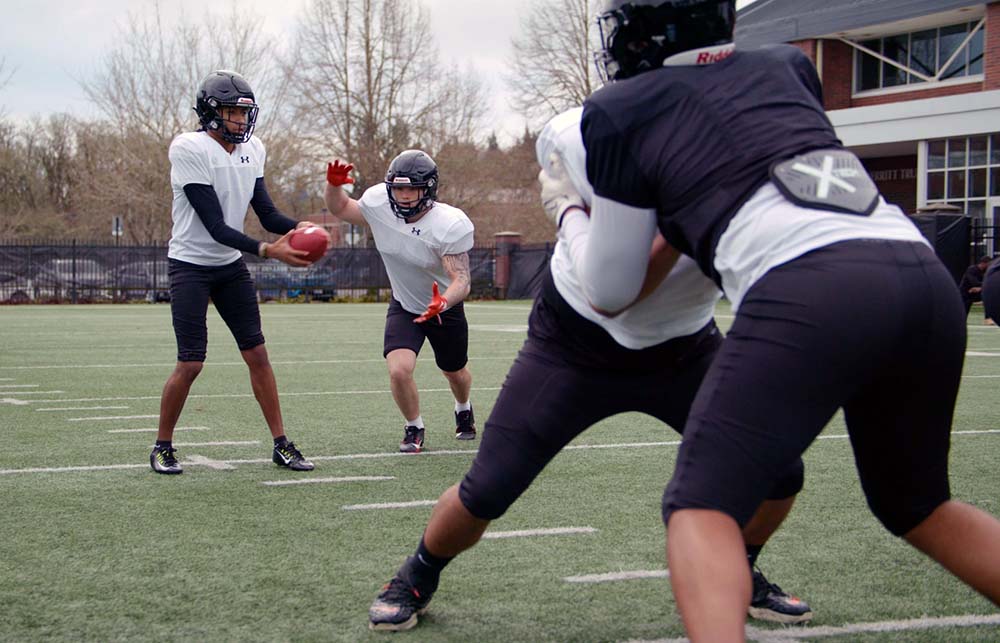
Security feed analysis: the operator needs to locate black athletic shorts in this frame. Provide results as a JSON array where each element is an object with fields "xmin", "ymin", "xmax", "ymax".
[
  {"xmin": 383, "ymin": 297, "xmax": 469, "ymax": 372},
  {"xmin": 168, "ymin": 257, "xmax": 264, "ymax": 362},
  {"xmin": 662, "ymin": 239, "xmax": 966, "ymax": 536},
  {"xmin": 458, "ymin": 273, "xmax": 803, "ymax": 521}
]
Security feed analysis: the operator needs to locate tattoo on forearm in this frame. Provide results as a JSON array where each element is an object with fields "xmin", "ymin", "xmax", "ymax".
[{"xmin": 443, "ymin": 253, "xmax": 471, "ymax": 289}]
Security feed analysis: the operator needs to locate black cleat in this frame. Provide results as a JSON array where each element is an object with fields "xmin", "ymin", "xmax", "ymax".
[
  {"xmin": 748, "ymin": 567, "xmax": 813, "ymax": 624},
  {"xmin": 454, "ymin": 407, "xmax": 476, "ymax": 440},
  {"xmin": 150, "ymin": 445, "xmax": 183, "ymax": 474},
  {"xmin": 369, "ymin": 573, "xmax": 434, "ymax": 631},
  {"xmin": 399, "ymin": 425, "xmax": 425, "ymax": 453},
  {"xmin": 272, "ymin": 441, "xmax": 314, "ymax": 471}
]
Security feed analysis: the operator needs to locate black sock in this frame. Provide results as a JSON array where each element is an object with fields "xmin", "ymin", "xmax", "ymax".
[
  {"xmin": 273, "ymin": 436, "xmax": 288, "ymax": 446},
  {"xmin": 155, "ymin": 440, "xmax": 172, "ymax": 449},
  {"xmin": 402, "ymin": 537, "xmax": 453, "ymax": 594},
  {"xmin": 415, "ymin": 537, "xmax": 453, "ymax": 572},
  {"xmin": 746, "ymin": 544, "xmax": 763, "ymax": 568}
]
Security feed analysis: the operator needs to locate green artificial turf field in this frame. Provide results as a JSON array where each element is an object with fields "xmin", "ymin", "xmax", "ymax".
[{"xmin": 1, "ymin": 301, "xmax": 997, "ymax": 642}]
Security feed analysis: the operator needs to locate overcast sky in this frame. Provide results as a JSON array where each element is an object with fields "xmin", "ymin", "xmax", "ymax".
[{"xmin": 1, "ymin": 0, "xmax": 757, "ymax": 144}]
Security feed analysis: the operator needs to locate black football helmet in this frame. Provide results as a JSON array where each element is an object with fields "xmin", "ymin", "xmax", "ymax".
[
  {"xmin": 595, "ymin": 0, "xmax": 736, "ymax": 82},
  {"xmin": 194, "ymin": 70, "xmax": 259, "ymax": 144},
  {"xmin": 384, "ymin": 150, "xmax": 439, "ymax": 220}
]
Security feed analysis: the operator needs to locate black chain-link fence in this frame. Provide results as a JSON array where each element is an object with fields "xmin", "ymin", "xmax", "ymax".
[{"xmin": 0, "ymin": 241, "xmax": 551, "ymax": 304}]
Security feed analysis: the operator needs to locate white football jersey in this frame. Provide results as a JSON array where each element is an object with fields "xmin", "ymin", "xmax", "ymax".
[
  {"xmin": 358, "ymin": 185, "xmax": 475, "ymax": 314},
  {"xmin": 168, "ymin": 131, "xmax": 265, "ymax": 266},
  {"xmin": 537, "ymin": 108, "xmax": 721, "ymax": 349},
  {"xmin": 715, "ymin": 184, "xmax": 929, "ymax": 310}
]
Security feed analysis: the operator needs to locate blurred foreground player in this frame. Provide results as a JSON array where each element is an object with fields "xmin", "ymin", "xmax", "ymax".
[{"xmin": 573, "ymin": 0, "xmax": 1000, "ymax": 639}]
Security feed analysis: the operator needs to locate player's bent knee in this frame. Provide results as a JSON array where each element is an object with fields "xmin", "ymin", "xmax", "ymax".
[
  {"xmin": 388, "ymin": 364, "xmax": 415, "ymax": 385},
  {"xmin": 458, "ymin": 476, "xmax": 517, "ymax": 521},
  {"xmin": 766, "ymin": 458, "xmax": 804, "ymax": 500},
  {"xmin": 869, "ymin": 494, "xmax": 949, "ymax": 537},
  {"xmin": 661, "ymin": 484, "xmax": 748, "ymax": 528},
  {"xmin": 175, "ymin": 360, "xmax": 204, "ymax": 381},
  {"xmin": 240, "ymin": 344, "xmax": 270, "ymax": 368}
]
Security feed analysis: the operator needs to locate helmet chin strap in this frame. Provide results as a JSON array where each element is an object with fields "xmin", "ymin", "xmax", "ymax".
[{"xmin": 402, "ymin": 203, "xmax": 432, "ymax": 222}]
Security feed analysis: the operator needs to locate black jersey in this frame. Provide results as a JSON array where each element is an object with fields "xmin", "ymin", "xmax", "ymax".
[{"xmin": 582, "ymin": 45, "xmax": 842, "ymax": 282}]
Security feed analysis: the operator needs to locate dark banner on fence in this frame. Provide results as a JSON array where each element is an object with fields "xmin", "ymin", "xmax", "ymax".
[
  {"xmin": 507, "ymin": 246, "xmax": 552, "ymax": 300},
  {"xmin": 911, "ymin": 212, "xmax": 971, "ymax": 285}
]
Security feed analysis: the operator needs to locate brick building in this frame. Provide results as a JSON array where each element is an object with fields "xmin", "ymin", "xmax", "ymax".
[{"xmin": 737, "ymin": 0, "xmax": 1000, "ymax": 233}]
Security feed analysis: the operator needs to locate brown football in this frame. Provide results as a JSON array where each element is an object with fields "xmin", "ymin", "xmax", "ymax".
[{"xmin": 288, "ymin": 226, "xmax": 330, "ymax": 263}]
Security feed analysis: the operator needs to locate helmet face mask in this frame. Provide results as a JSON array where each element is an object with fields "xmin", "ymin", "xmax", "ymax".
[
  {"xmin": 384, "ymin": 150, "xmax": 439, "ymax": 220},
  {"xmin": 194, "ymin": 70, "xmax": 259, "ymax": 144},
  {"xmin": 595, "ymin": 0, "xmax": 736, "ymax": 82}
]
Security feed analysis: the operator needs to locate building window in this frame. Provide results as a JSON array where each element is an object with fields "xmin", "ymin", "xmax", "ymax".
[
  {"xmin": 925, "ymin": 135, "xmax": 1000, "ymax": 223},
  {"xmin": 853, "ymin": 20, "xmax": 983, "ymax": 92}
]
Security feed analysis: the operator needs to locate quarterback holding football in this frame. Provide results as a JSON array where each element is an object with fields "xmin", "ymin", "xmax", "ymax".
[{"xmin": 151, "ymin": 70, "xmax": 316, "ymax": 475}]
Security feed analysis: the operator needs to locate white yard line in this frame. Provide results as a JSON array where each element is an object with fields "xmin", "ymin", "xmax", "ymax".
[
  {"xmin": 66, "ymin": 414, "xmax": 158, "ymax": 421},
  {"xmin": 108, "ymin": 426, "xmax": 210, "ymax": 434},
  {"xmin": 740, "ymin": 614, "xmax": 1000, "ymax": 641},
  {"xmin": 0, "ymin": 463, "xmax": 150, "ymax": 474},
  {"xmin": 19, "ymin": 386, "xmax": 503, "ymax": 405},
  {"xmin": 342, "ymin": 500, "xmax": 439, "ymax": 510},
  {"xmin": 628, "ymin": 613, "xmax": 1000, "ymax": 642},
  {"xmin": 815, "ymin": 429, "xmax": 1000, "ymax": 439},
  {"xmin": 0, "ymin": 356, "xmax": 514, "ymax": 371},
  {"xmin": 174, "ymin": 441, "xmax": 259, "ymax": 447},
  {"xmin": 468, "ymin": 324, "xmax": 528, "ymax": 333},
  {"xmin": 184, "ymin": 455, "xmax": 235, "ymax": 471},
  {"xmin": 482, "ymin": 527, "xmax": 597, "ymax": 539},
  {"xmin": 2, "ymin": 431, "xmax": 997, "ymax": 476},
  {"xmin": 37, "ymin": 406, "xmax": 129, "ymax": 412},
  {"xmin": 0, "ymin": 384, "xmax": 39, "ymax": 388},
  {"xmin": 564, "ymin": 570, "xmax": 668, "ymax": 583},
  {"xmin": 566, "ymin": 440, "xmax": 682, "ymax": 451},
  {"xmin": 262, "ymin": 476, "xmax": 395, "ymax": 487}
]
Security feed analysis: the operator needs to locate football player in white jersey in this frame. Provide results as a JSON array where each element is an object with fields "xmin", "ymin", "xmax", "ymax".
[
  {"xmin": 364, "ymin": 108, "xmax": 813, "ymax": 632},
  {"xmin": 151, "ymin": 70, "xmax": 316, "ymax": 475},
  {"xmin": 574, "ymin": 1, "xmax": 1000, "ymax": 638},
  {"xmin": 324, "ymin": 150, "xmax": 476, "ymax": 453}
]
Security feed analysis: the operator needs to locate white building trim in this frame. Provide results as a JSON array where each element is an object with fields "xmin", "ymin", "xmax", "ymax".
[{"xmin": 828, "ymin": 89, "xmax": 1000, "ymax": 147}]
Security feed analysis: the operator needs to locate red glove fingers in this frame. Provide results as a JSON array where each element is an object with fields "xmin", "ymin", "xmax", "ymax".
[
  {"xmin": 326, "ymin": 160, "xmax": 355, "ymax": 186},
  {"xmin": 414, "ymin": 282, "xmax": 448, "ymax": 324}
]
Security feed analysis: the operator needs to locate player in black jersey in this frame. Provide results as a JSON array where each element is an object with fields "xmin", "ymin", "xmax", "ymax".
[{"xmin": 562, "ymin": 0, "xmax": 1000, "ymax": 639}]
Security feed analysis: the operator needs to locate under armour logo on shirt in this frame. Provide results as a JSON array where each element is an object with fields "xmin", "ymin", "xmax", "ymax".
[
  {"xmin": 240, "ymin": 156, "xmax": 251, "ymax": 164},
  {"xmin": 411, "ymin": 227, "xmax": 421, "ymax": 236}
]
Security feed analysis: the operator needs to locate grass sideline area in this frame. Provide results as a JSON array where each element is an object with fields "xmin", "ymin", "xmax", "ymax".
[{"xmin": 1, "ymin": 301, "xmax": 998, "ymax": 642}]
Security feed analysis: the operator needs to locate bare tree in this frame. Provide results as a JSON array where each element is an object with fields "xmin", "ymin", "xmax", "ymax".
[
  {"xmin": 0, "ymin": 121, "xmax": 45, "ymax": 234},
  {"xmin": 80, "ymin": 2, "xmax": 284, "ymax": 139},
  {"xmin": 0, "ymin": 57, "xmax": 15, "ymax": 125},
  {"xmin": 76, "ymin": 1, "xmax": 307, "ymax": 243},
  {"xmin": 504, "ymin": 0, "xmax": 599, "ymax": 129},
  {"xmin": 0, "ymin": 56, "xmax": 13, "ymax": 97},
  {"xmin": 288, "ymin": 0, "xmax": 489, "ymax": 193}
]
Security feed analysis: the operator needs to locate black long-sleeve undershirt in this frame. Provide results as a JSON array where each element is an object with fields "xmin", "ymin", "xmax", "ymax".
[
  {"xmin": 251, "ymin": 177, "xmax": 299, "ymax": 234},
  {"xmin": 183, "ymin": 177, "xmax": 298, "ymax": 256}
]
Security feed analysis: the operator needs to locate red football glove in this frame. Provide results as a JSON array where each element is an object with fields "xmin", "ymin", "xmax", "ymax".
[
  {"xmin": 326, "ymin": 160, "xmax": 355, "ymax": 186},
  {"xmin": 414, "ymin": 282, "xmax": 448, "ymax": 324}
]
